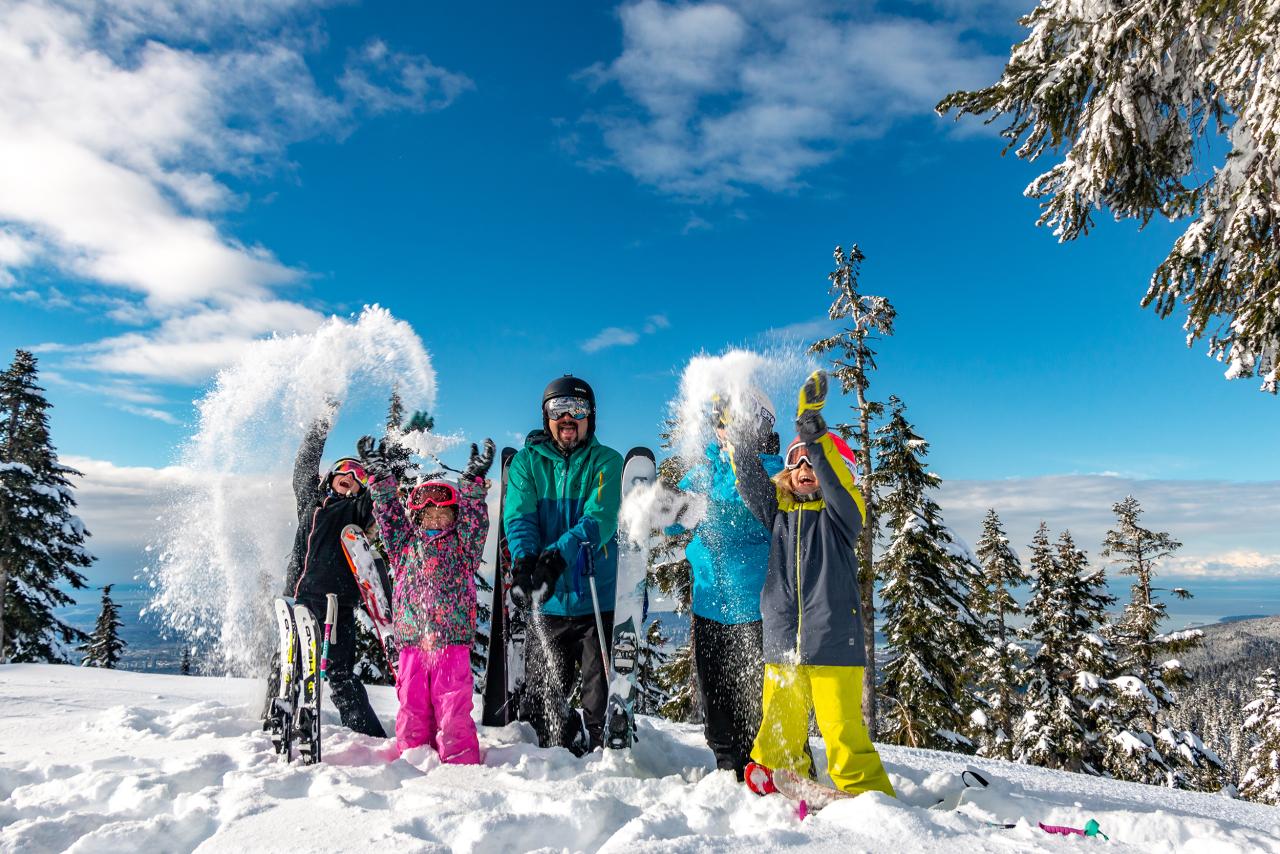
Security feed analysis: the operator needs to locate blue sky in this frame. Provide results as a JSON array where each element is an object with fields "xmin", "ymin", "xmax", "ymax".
[{"xmin": 2, "ymin": 0, "xmax": 1278, "ymax": 589}]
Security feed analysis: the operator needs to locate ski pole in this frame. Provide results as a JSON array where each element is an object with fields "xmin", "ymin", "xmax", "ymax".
[
  {"xmin": 320, "ymin": 594, "xmax": 338, "ymax": 681},
  {"xmin": 581, "ymin": 545, "xmax": 612, "ymax": 685}
]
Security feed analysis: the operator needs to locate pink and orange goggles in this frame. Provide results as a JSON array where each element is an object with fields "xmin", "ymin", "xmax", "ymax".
[
  {"xmin": 408, "ymin": 481, "xmax": 459, "ymax": 511},
  {"xmin": 329, "ymin": 458, "xmax": 369, "ymax": 485}
]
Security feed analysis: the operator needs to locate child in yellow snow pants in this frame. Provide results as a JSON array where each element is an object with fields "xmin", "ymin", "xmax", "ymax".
[
  {"xmin": 752, "ymin": 663, "xmax": 895, "ymax": 796},
  {"xmin": 731, "ymin": 370, "xmax": 895, "ymax": 798}
]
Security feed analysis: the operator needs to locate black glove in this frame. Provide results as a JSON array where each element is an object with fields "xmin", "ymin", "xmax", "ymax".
[
  {"xmin": 533, "ymin": 549, "xmax": 567, "ymax": 598},
  {"xmin": 763, "ymin": 431, "xmax": 780, "ymax": 456},
  {"xmin": 462, "ymin": 438, "xmax": 496, "ymax": 482},
  {"xmin": 357, "ymin": 435, "xmax": 392, "ymax": 481},
  {"xmin": 357, "ymin": 436, "xmax": 413, "ymax": 481},
  {"xmin": 510, "ymin": 556, "xmax": 537, "ymax": 609}
]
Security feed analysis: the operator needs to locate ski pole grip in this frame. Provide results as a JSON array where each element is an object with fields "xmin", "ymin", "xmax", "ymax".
[{"xmin": 325, "ymin": 594, "xmax": 338, "ymax": 644}]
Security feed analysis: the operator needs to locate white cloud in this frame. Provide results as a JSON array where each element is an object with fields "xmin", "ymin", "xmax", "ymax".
[
  {"xmin": 69, "ymin": 298, "xmax": 327, "ymax": 383},
  {"xmin": 582, "ymin": 326, "xmax": 641, "ymax": 353},
  {"xmin": 581, "ymin": 314, "xmax": 673, "ymax": 352},
  {"xmin": 340, "ymin": 39, "xmax": 475, "ymax": 115},
  {"xmin": 935, "ymin": 474, "xmax": 1280, "ymax": 579},
  {"xmin": 62, "ymin": 454, "xmax": 200, "ymax": 550},
  {"xmin": 0, "ymin": 0, "xmax": 470, "ymax": 397},
  {"xmin": 764, "ymin": 316, "xmax": 835, "ymax": 342},
  {"xmin": 577, "ymin": 0, "xmax": 1004, "ymax": 198}
]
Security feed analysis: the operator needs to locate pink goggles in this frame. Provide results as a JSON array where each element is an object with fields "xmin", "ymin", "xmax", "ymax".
[
  {"xmin": 329, "ymin": 459, "xmax": 368, "ymax": 485},
  {"xmin": 408, "ymin": 481, "xmax": 458, "ymax": 510}
]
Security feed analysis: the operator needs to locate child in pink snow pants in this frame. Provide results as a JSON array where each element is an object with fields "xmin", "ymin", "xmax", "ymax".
[{"xmin": 362, "ymin": 437, "xmax": 494, "ymax": 764}]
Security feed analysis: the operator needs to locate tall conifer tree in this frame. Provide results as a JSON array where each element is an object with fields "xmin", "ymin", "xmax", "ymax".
[
  {"xmin": 968, "ymin": 509, "xmax": 1030, "ymax": 759},
  {"xmin": 1016, "ymin": 528, "xmax": 1116, "ymax": 773},
  {"xmin": 1240, "ymin": 668, "xmax": 1280, "ymax": 805},
  {"xmin": 0, "ymin": 350, "xmax": 92, "ymax": 662},
  {"xmin": 80, "ymin": 584, "xmax": 126, "ymax": 669},
  {"xmin": 875, "ymin": 397, "xmax": 983, "ymax": 750},
  {"xmin": 809, "ymin": 243, "xmax": 896, "ymax": 733},
  {"xmin": 1099, "ymin": 496, "xmax": 1222, "ymax": 788}
]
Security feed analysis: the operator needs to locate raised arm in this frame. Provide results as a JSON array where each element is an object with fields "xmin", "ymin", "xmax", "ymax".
[
  {"xmin": 727, "ymin": 438, "xmax": 779, "ymax": 529},
  {"xmin": 368, "ymin": 475, "xmax": 413, "ymax": 568},
  {"xmin": 292, "ymin": 416, "xmax": 331, "ymax": 511},
  {"xmin": 455, "ymin": 477, "xmax": 491, "ymax": 563},
  {"xmin": 794, "ymin": 370, "xmax": 864, "ymax": 546}
]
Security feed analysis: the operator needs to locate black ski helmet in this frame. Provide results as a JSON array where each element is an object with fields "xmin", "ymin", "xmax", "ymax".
[{"xmin": 542, "ymin": 374, "xmax": 596, "ymax": 444}]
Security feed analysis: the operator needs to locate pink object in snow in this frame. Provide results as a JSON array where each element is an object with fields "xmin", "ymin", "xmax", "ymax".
[{"xmin": 395, "ymin": 644, "xmax": 480, "ymax": 764}]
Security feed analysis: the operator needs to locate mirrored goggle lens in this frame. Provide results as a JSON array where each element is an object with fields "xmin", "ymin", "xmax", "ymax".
[
  {"xmin": 785, "ymin": 446, "xmax": 811, "ymax": 470},
  {"xmin": 409, "ymin": 482, "xmax": 458, "ymax": 510},
  {"xmin": 545, "ymin": 396, "xmax": 590, "ymax": 421},
  {"xmin": 332, "ymin": 460, "xmax": 368, "ymax": 484}
]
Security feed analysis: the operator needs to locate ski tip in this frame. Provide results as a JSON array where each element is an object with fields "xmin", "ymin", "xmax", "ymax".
[{"xmin": 624, "ymin": 446, "xmax": 655, "ymax": 461}]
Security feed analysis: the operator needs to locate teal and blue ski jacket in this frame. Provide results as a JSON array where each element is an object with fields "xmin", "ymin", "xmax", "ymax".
[
  {"xmin": 503, "ymin": 431, "xmax": 624, "ymax": 618},
  {"xmin": 673, "ymin": 442, "xmax": 782, "ymax": 625}
]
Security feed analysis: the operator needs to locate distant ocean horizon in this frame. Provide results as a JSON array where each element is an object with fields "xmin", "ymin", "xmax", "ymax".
[{"xmin": 55, "ymin": 575, "xmax": 1280, "ymax": 675}]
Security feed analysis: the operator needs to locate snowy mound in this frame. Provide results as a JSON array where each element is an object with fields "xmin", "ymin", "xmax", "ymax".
[{"xmin": 1, "ymin": 665, "xmax": 1277, "ymax": 853}]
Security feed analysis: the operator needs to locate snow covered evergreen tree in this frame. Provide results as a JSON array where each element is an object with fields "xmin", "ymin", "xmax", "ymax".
[
  {"xmin": 809, "ymin": 243, "xmax": 896, "ymax": 733},
  {"xmin": 636, "ymin": 618, "xmax": 673, "ymax": 716},
  {"xmin": 386, "ymin": 386, "xmax": 405, "ymax": 432},
  {"xmin": 1055, "ymin": 530, "xmax": 1118, "ymax": 775},
  {"xmin": 80, "ymin": 585, "xmax": 125, "ymax": 669},
  {"xmin": 1239, "ymin": 668, "xmax": 1280, "ymax": 805},
  {"xmin": 967, "ymin": 508, "xmax": 1030, "ymax": 759},
  {"xmin": 180, "ymin": 645, "xmax": 192, "ymax": 675},
  {"xmin": 649, "ymin": 449, "xmax": 700, "ymax": 723},
  {"xmin": 1014, "ymin": 524, "xmax": 1114, "ymax": 773},
  {"xmin": 352, "ymin": 612, "xmax": 395, "ymax": 686},
  {"xmin": 1099, "ymin": 495, "xmax": 1223, "ymax": 789},
  {"xmin": 938, "ymin": 1, "xmax": 1280, "ymax": 392},
  {"xmin": 0, "ymin": 350, "xmax": 92, "ymax": 662},
  {"xmin": 875, "ymin": 397, "xmax": 983, "ymax": 751}
]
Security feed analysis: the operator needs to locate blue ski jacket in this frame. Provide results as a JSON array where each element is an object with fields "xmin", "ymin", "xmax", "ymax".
[
  {"xmin": 673, "ymin": 442, "xmax": 783, "ymax": 625},
  {"xmin": 503, "ymin": 431, "xmax": 624, "ymax": 618}
]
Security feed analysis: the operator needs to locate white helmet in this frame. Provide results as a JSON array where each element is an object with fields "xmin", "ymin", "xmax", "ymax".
[{"xmin": 712, "ymin": 386, "xmax": 775, "ymax": 435}]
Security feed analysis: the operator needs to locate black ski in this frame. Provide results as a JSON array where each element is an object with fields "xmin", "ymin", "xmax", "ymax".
[{"xmin": 481, "ymin": 447, "xmax": 517, "ymax": 726}]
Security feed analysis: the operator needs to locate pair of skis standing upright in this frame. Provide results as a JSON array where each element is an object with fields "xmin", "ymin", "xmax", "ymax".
[
  {"xmin": 265, "ymin": 446, "xmax": 657, "ymax": 763},
  {"xmin": 264, "ymin": 525, "xmax": 397, "ymax": 764},
  {"xmin": 481, "ymin": 446, "xmax": 657, "ymax": 753}
]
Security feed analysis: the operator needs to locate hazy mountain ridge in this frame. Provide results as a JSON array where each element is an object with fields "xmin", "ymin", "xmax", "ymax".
[{"xmin": 1169, "ymin": 614, "xmax": 1280, "ymax": 785}]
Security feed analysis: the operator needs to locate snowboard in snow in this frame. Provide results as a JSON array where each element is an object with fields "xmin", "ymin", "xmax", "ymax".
[
  {"xmin": 265, "ymin": 597, "xmax": 299, "ymax": 759},
  {"xmin": 340, "ymin": 524, "xmax": 399, "ymax": 681},
  {"xmin": 603, "ymin": 447, "xmax": 655, "ymax": 750},
  {"xmin": 480, "ymin": 447, "xmax": 519, "ymax": 727}
]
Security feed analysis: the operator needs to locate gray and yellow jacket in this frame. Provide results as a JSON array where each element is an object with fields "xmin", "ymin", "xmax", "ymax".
[{"xmin": 733, "ymin": 424, "xmax": 868, "ymax": 667}]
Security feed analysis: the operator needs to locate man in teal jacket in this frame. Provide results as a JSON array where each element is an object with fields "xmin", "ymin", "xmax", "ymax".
[{"xmin": 504, "ymin": 374, "xmax": 623, "ymax": 753}]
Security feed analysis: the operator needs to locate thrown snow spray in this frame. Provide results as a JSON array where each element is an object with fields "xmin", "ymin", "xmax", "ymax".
[
  {"xmin": 147, "ymin": 306, "xmax": 451, "ymax": 676},
  {"xmin": 670, "ymin": 347, "xmax": 818, "ymax": 465}
]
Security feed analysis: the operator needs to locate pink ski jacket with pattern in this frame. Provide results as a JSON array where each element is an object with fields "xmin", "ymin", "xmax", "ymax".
[{"xmin": 368, "ymin": 475, "xmax": 489, "ymax": 651}]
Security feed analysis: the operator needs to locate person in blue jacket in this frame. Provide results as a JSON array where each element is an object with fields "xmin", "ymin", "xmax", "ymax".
[{"xmin": 669, "ymin": 388, "xmax": 782, "ymax": 779}]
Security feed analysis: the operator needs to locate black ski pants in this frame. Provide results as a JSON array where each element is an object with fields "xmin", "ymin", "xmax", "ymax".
[
  {"xmin": 521, "ymin": 611, "xmax": 613, "ymax": 753},
  {"xmin": 297, "ymin": 598, "xmax": 386, "ymax": 739},
  {"xmin": 694, "ymin": 614, "xmax": 764, "ymax": 779}
]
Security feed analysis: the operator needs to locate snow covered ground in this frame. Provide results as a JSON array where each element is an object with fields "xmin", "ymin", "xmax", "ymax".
[{"xmin": 2, "ymin": 665, "xmax": 1277, "ymax": 853}]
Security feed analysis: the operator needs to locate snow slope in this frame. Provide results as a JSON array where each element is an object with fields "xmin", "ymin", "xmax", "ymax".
[{"xmin": 1, "ymin": 665, "xmax": 1276, "ymax": 853}]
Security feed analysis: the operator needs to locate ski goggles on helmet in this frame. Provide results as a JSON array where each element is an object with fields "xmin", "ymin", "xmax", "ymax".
[
  {"xmin": 784, "ymin": 444, "xmax": 813, "ymax": 470},
  {"xmin": 329, "ymin": 458, "xmax": 368, "ymax": 485},
  {"xmin": 545, "ymin": 395, "xmax": 591, "ymax": 421},
  {"xmin": 408, "ymin": 481, "xmax": 459, "ymax": 510}
]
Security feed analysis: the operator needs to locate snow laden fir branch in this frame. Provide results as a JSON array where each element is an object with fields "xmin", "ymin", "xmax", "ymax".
[{"xmin": 938, "ymin": 0, "xmax": 1280, "ymax": 392}]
